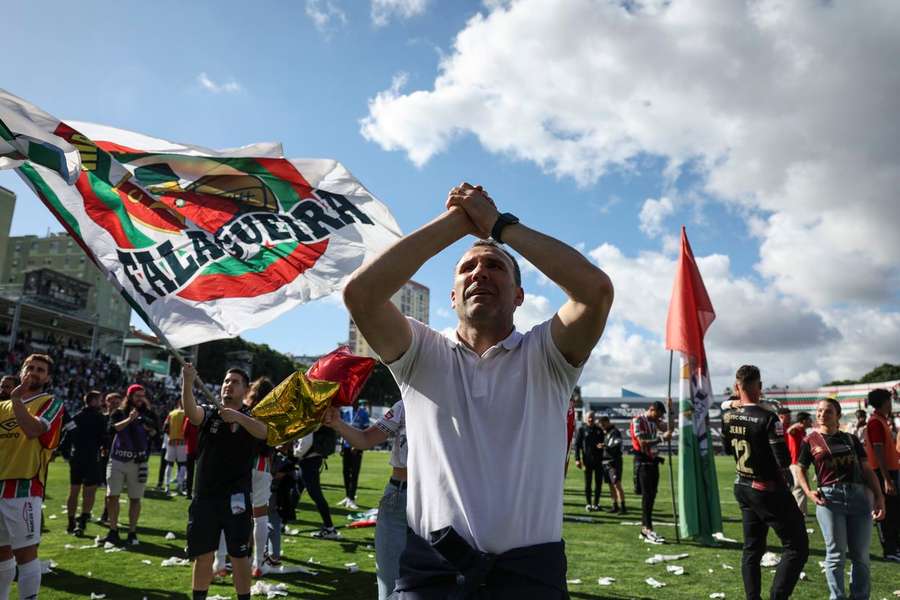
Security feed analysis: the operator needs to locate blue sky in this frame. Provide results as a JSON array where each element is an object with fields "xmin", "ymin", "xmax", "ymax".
[{"xmin": 4, "ymin": 0, "xmax": 899, "ymax": 395}]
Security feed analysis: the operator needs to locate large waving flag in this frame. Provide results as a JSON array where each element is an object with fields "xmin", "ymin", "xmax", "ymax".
[
  {"xmin": 665, "ymin": 226, "xmax": 722, "ymax": 543},
  {"xmin": 0, "ymin": 90, "xmax": 402, "ymax": 347}
]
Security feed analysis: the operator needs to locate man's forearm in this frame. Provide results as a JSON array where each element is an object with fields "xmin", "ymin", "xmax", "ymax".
[
  {"xmin": 345, "ymin": 209, "xmax": 472, "ymax": 311},
  {"xmin": 236, "ymin": 413, "xmax": 268, "ymax": 440},
  {"xmin": 11, "ymin": 399, "xmax": 45, "ymax": 438},
  {"xmin": 503, "ymin": 223, "xmax": 612, "ymax": 306},
  {"xmin": 182, "ymin": 383, "xmax": 203, "ymax": 425}
]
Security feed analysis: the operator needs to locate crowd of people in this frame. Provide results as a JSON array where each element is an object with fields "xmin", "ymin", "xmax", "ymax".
[{"xmin": 1, "ymin": 183, "xmax": 899, "ymax": 599}]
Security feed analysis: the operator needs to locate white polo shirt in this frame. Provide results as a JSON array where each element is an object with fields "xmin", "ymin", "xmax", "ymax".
[{"xmin": 386, "ymin": 317, "xmax": 583, "ymax": 554}]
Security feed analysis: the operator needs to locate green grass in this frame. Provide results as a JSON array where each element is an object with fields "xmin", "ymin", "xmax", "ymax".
[{"xmin": 21, "ymin": 453, "xmax": 899, "ymax": 598}]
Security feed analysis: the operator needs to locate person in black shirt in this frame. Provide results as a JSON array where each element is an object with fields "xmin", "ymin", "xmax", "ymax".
[
  {"xmin": 722, "ymin": 365, "xmax": 809, "ymax": 600},
  {"xmin": 598, "ymin": 416, "xmax": 626, "ymax": 514},
  {"xmin": 61, "ymin": 390, "xmax": 107, "ymax": 536},
  {"xmin": 793, "ymin": 398, "xmax": 885, "ymax": 600},
  {"xmin": 182, "ymin": 364, "xmax": 268, "ymax": 600},
  {"xmin": 574, "ymin": 412, "xmax": 605, "ymax": 511}
]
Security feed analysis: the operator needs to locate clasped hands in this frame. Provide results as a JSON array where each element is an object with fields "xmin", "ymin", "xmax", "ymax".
[{"xmin": 446, "ymin": 182, "xmax": 499, "ymax": 239}]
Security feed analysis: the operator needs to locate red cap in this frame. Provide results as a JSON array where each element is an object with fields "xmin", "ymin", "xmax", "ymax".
[{"xmin": 126, "ymin": 384, "xmax": 145, "ymax": 397}]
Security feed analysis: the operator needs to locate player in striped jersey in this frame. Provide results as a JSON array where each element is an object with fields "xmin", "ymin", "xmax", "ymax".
[
  {"xmin": 163, "ymin": 400, "xmax": 189, "ymax": 495},
  {"xmin": 0, "ymin": 354, "xmax": 65, "ymax": 600}
]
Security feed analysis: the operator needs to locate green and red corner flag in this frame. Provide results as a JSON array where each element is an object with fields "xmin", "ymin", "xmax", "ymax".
[
  {"xmin": 665, "ymin": 226, "xmax": 723, "ymax": 542},
  {"xmin": 0, "ymin": 89, "xmax": 402, "ymax": 347}
]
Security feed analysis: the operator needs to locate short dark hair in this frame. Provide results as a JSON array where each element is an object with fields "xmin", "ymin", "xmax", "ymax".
[
  {"xmin": 735, "ymin": 365, "xmax": 761, "ymax": 389},
  {"xmin": 226, "ymin": 367, "xmax": 250, "ymax": 388},
  {"xmin": 650, "ymin": 400, "xmax": 666, "ymax": 414},
  {"xmin": 855, "ymin": 409, "xmax": 867, "ymax": 418},
  {"xmin": 470, "ymin": 239, "xmax": 522, "ymax": 286},
  {"xmin": 598, "ymin": 415, "xmax": 610, "ymax": 424},
  {"xmin": 796, "ymin": 411, "xmax": 813, "ymax": 423},
  {"xmin": 819, "ymin": 398, "xmax": 841, "ymax": 416},
  {"xmin": 776, "ymin": 407, "xmax": 791, "ymax": 416},
  {"xmin": 84, "ymin": 390, "xmax": 102, "ymax": 406},
  {"xmin": 247, "ymin": 376, "xmax": 274, "ymax": 408},
  {"xmin": 867, "ymin": 388, "xmax": 891, "ymax": 410}
]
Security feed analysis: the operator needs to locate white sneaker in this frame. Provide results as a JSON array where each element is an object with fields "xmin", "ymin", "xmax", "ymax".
[
  {"xmin": 312, "ymin": 527, "xmax": 341, "ymax": 540},
  {"xmin": 640, "ymin": 529, "xmax": 665, "ymax": 545},
  {"xmin": 346, "ymin": 500, "xmax": 359, "ymax": 510},
  {"xmin": 336, "ymin": 497, "xmax": 350, "ymax": 507}
]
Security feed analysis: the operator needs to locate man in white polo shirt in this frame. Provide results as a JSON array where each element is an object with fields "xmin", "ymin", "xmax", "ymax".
[{"xmin": 343, "ymin": 182, "xmax": 613, "ymax": 599}]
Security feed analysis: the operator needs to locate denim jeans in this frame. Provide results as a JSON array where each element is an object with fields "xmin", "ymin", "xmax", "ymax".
[
  {"xmin": 375, "ymin": 480, "xmax": 408, "ymax": 600},
  {"xmin": 815, "ymin": 483, "xmax": 873, "ymax": 600}
]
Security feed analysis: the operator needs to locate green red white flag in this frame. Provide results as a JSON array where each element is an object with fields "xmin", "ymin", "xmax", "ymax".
[
  {"xmin": 0, "ymin": 89, "xmax": 402, "ymax": 347},
  {"xmin": 665, "ymin": 226, "xmax": 723, "ymax": 542}
]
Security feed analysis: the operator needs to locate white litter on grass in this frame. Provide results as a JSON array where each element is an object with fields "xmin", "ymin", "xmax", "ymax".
[
  {"xmin": 208, "ymin": 595, "xmax": 231, "ymax": 600},
  {"xmin": 597, "ymin": 577, "xmax": 615, "ymax": 586},
  {"xmin": 87, "ymin": 572, "xmax": 92, "ymax": 577},
  {"xmin": 564, "ymin": 515, "xmax": 596, "ymax": 523},
  {"xmin": 666, "ymin": 565, "xmax": 685, "ymax": 575},
  {"xmin": 250, "ymin": 580, "xmax": 289, "ymax": 598},
  {"xmin": 161, "ymin": 556, "xmax": 191, "ymax": 567},
  {"xmin": 819, "ymin": 560, "xmax": 827, "ymax": 572},
  {"xmin": 64, "ymin": 544, "xmax": 75, "ymax": 549},
  {"xmin": 345, "ymin": 562, "xmax": 359, "ymax": 573},
  {"xmin": 307, "ymin": 557, "xmax": 321, "ymax": 565},
  {"xmin": 165, "ymin": 531, "xmax": 177, "ymax": 540},
  {"xmin": 893, "ymin": 590, "xmax": 900, "ymax": 596},
  {"xmin": 566, "ymin": 579, "xmax": 582, "ymax": 584},
  {"xmin": 708, "ymin": 569, "xmax": 715, "ymax": 574},
  {"xmin": 760, "ymin": 552, "xmax": 781, "ymax": 567},
  {"xmin": 78, "ymin": 543, "xmax": 97, "ymax": 550},
  {"xmin": 367, "ymin": 554, "xmax": 374, "ymax": 558},
  {"xmin": 799, "ymin": 572, "xmax": 806, "ymax": 580},
  {"xmin": 721, "ymin": 563, "xmax": 734, "ymax": 570},
  {"xmin": 270, "ymin": 564, "xmax": 317, "ymax": 576},
  {"xmin": 103, "ymin": 542, "xmax": 116, "ymax": 550},
  {"xmin": 40, "ymin": 560, "xmax": 57, "ymax": 574},
  {"xmin": 90, "ymin": 594, "xmax": 106, "ymax": 600},
  {"xmin": 645, "ymin": 577, "xmax": 666, "ymax": 588},
  {"xmin": 806, "ymin": 528, "xmax": 814, "ymax": 534},
  {"xmin": 141, "ymin": 559, "xmax": 152, "ymax": 565},
  {"xmin": 646, "ymin": 553, "xmax": 689, "ymax": 564},
  {"xmin": 710, "ymin": 594, "xmax": 726, "ymax": 599},
  {"xmin": 48, "ymin": 514, "xmax": 57, "ymax": 519},
  {"xmin": 713, "ymin": 532, "xmax": 738, "ymax": 543},
  {"xmin": 287, "ymin": 528, "xmax": 300, "ymax": 535},
  {"xmin": 104, "ymin": 546, "xmax": 123, "ymax": 553}
]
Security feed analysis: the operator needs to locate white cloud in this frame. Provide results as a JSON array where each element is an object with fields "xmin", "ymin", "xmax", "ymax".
[
  {"xmin": 196, "ymin": 72, "xmax": 242, "ymax": 94},
  {"xmin": 514, "ymin": 293, "xmax": 554, "ymax": 332},
  {"xmin": 638, "ymin": 196, "xmax": 674, "ymax": 237},
  {"xmin": 361, "ymin": 0, "xmax": 900, "ymax": 309},
  {"xmin": 306, "ymin": 0, "xmax": 348, "ymax": 33},
  {"xmin": 371, "ymin": 0, "xmax": 428, "ymax": 27}
]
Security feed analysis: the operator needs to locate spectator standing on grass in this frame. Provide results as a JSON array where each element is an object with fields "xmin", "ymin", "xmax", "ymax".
[
  {"xmin": 297, "ymin": 424, "xmax": 340, "ymax": 540},
  {"xmin": 181, "ymin": 364, "xmax": 268, "ymax": 600},
  {"xmin": 630, "ymin": 400, "xmax": 670, "ymax": 544},
  {"xmin": 104, "ymin": 384, "xmax": 158, "ymax": 547},
  {"xmin": 324, "ymin": 399, "xmax": 408, "ymax": 600},
  {"xmin": 61, "ymin": 390, "xmax": 106, "ymax": 536},
  {"xmin": 337, "ymin": 401, "xmax": 370, "ymax": 511},
  {"xmin": 722, "ymin": 364, "xmax": 808, "ymax": 600},
  {"xmin": 786, "ymin": 411, "xmax": 813, "ymax": 516},
  {"xmin": 163, "ymin": 399, "xmax": 188, "ymax": 495},
  {"xmin": 245, "ymin": 377, "xmax": 276, "ymax": 577},
  {"xmin": 0, "ymin": 354, "xmax": 65, "ymax": 600},
  {"xmin": 793, "ymin": 398, "xmax": 886, "ymax": 600},
  {"xmin": 573, "ymin": 412, "xmax": 605, "ymax": 512},
  {"xmin": 864, "ymin": 388, "xmax": 900, "ymax": 562},
  {"xmin": 848, "ymin": 409, "xmax": 868, "ymax": 445},
  {"xmin": 343, "ymin": 182, "xmax": 613, "ymax": 599},
  {"xmin": 598, "ymin": 416, "xmax": 626, "ymax": 514}
]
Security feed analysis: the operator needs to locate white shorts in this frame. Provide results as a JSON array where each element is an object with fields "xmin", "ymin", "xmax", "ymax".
[
  {"xmin": 106, "ymin": 459, "xmax": 148, "ymax": 499},
  {"xmin": 164, "ymin": 442, "xmax": 187, "ymax": 464},
  {"xmin": 251, "ymin": 470, "xmax": 272, "ymax": 508},
  {"xmin": 0, "ymin": 496, "xmax": 42, "ymax": 550}
]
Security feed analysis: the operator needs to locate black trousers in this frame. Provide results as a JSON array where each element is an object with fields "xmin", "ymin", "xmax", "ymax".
[
  {"xmin": 636, "ymin": 461, "xmax": 659, "ymax": 529},
  {"xmin": 582, "ymin": 461, "xmax": 603, "ymax": 505},
  {"xmin": 733, "ymin": 483, "xmax": 809, "ymax": 600},
  {"xmin": 297, "ymin": 456, "xmax": 333, "ymax": 528},
  {"xmin": 341, "ymin": 447, "xmax": 364, "ymax": 500},
  {"xmin": 875, "ymin": 470, "xmax": 900, "ymax": 557},
  {"xmin": 156, "ymin": 445, "xmax": 168, "ymax": 486}
]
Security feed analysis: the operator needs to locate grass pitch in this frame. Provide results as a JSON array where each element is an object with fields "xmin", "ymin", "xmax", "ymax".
[{"xmin": 22, "ymin": 453, "xmax": 899, "ymax": 598}]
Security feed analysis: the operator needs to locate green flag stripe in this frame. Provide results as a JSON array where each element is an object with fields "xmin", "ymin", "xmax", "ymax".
[
  {"xmin": 17, "ymin": 164, "xmax": 83, "ymax": 237},
  {"xmin": 200, "ymin": 240, "xmax": 299, "ymax": 276},
  {"xmin": 83, "ymin": 172, "xmax": 156, "ymax": 248}
]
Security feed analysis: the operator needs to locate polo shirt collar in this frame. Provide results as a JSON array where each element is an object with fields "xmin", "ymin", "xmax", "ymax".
[{"xmin": 452, "ymin": 327, "xmax": 524, "ymax": 355}]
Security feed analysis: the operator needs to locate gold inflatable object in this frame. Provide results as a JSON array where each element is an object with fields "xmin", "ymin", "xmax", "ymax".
[{"xmin": 251, "ymin": 370, "xmax": 340, "ymax": 446}]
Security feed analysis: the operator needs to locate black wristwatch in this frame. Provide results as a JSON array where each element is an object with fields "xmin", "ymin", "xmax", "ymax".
[{"xmin": 490, "ymin": 212, "xmax": 519, "ymax": 244}]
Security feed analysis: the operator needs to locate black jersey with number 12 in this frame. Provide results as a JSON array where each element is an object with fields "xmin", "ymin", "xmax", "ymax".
[{"xmin": 721, "ymin": 404, "xmax": 791, "ymax": 482}]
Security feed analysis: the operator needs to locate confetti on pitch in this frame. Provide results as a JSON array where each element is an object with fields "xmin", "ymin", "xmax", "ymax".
[
  {"xmin": 165, "ymin": 532, "xmax": 177, "ymax": 540},
  {"xmin": 141, "ymin": 560, "xmax": 152, "ymax": 565},
  {"xmin": 90, "ymin": 594, "xmax": 106, "ymax": 599},
  {"xmin": 806, "ymin": 528, "xmax": 814, "ymax": 534},
  {"xmin": 48, "ymin": 514, "xmax": 57, "ymax": 519},
  {"xmin": 760, "ymin": 552, "xmax": 781, "ymax": 567},
  {"xmin": 712, "ymin": 532, "xmax": 738, "ymax": 543},
  {"xmin": 710, "ymin": 594, "xmax": 726, "ymax": 599},
  {"xmin": 646, "ymin": 553, "xmax": 689, "ymax": 564},
  {"xmin": 250, "ymin": 581, "xmax": 289, "ymax": 598},
  {"xmin": 666, "ymin": 565, "xmax": 684, "ymax": 575},
  {"xmin": 645, "ymin": 577, "xmax": 666, "ymax": 588},
  {"xmin": 40, "ymin": 560, "xmax": 57, "ymax": 574},
  {"xmin": 161, "ymin": 556, "xmax": 191, "ymax": 567},
  {"xmin": 104, "ymin": 546, "xmax": 123, "ymax": 553},
  {"xmin": 270, "ymin": 564, "xmax": 317, "ymax": 576},
  {"xmin": 598, "ymin": 577, "xmax": 615, "ymax": 586},
  {"xmin": 567, "ymin": 579, "xmax": 582, "ymax": 584},
  {"xmin": 721, "ymin": 563, "xmax": 734, "ymax": 570}
]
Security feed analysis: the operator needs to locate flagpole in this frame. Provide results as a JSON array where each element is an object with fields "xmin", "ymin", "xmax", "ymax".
[
  {"xmin": 666, "ymin": 349, "xmax": 680, "ymax": 544},
  {"xmin": 141, "ymin": 318, "xmax": 223, "ymax": 409}
]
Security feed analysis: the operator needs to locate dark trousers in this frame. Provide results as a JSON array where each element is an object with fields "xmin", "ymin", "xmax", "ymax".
[
  {"xmin": 156, "ymin": 445, "xmax": 168, "ymax": 486},
  {"xmin": 396, "ymin": 528, "xmax": 568, "ymax": 599},
  {"xmin": 875, "ymin": 470, "xmax": 900, "ymax": 557},
  {"xmin": 733, "ymin": 483, "xmax": 809, "ymax": 600},
  {"xmin": 583, "ymin": 462, "xmax": 603, "ymax": 506},
  {"xmin": 185, "ymin": 454, "xmax": 197, "ymax": 498},
  {"xmin": 636, "ymin": 461, "xmax": 659, "ymax": 529},
  {"xmin": 298, "ymin": 456, "xmax": 333, "ymax": 528},
  {"xmin": 341, "ymin": 447, "xmax": 364, "ymax": 500}
]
